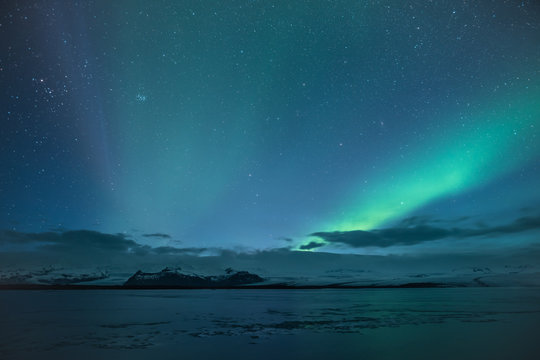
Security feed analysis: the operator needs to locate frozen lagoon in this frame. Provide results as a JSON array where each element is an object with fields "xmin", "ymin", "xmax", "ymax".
[{"xmin": 1, "ymin": 288, "xmax": 539, "ymax": 359}]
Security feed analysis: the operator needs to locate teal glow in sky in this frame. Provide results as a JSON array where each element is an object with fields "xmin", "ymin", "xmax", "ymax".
[
  {"xmin": 1, "ymin": 1, "xmax": 539, "ymax": 253},
  {"xmin": 324, "ymin": 91, "xmax": 540, "ymax": 233}
]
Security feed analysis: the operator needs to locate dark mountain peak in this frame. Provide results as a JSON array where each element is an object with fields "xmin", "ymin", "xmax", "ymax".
[{"xmin": 124, "ymin": 268, "xmax": 264, "ymax": 288}]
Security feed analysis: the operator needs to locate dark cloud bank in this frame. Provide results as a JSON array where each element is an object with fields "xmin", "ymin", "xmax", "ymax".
[
  {"xmin": 0, "ymin": 214, "xmax": 539, "ymax": 285},
  {"xmin": 311, "ymin": 215, "xmax": 540, "ymax": 248},
  {"xmin": 143, "ymin": 233, "xmax": 172, "ymax": 239},
  {"xmin": 0, "ymin": 230, "xmax": 198, "ymax": 255},
  {"xmin": 299, "ymin": 241, "xmax": 325, "ymax": 250}
]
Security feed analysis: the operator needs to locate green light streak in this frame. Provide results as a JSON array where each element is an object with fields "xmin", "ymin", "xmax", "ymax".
[{"xmin": 323, "ymin": 92, "xmax": 540, "ymax": 232}]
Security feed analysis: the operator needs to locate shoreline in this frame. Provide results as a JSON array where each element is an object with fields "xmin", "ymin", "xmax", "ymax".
[{"xmin": 0, "ymin": 282, "xmax": 467, "ymax": 290}]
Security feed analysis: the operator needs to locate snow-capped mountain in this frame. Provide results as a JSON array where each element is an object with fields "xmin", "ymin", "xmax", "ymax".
[{"xmin": 124, "ymin": 267, "xmax": 265, "ymax": 287}]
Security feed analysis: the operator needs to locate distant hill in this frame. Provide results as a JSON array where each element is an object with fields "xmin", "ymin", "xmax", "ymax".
[{"xmin": 123, "ymin": 268, "xmax": 265, "ymax": 288}]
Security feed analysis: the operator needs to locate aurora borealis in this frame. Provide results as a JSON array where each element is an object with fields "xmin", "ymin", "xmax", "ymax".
[{"xmin": 1, "ymin": 0, "xmax": 540, "ymax": 259}]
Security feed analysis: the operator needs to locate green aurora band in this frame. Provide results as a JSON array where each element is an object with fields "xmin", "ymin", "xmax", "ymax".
[{"xmin": 318, "ymin": 90, "xmax": 540, "ymax": 235}]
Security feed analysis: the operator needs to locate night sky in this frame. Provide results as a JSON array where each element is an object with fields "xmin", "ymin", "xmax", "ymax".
[{"xmin": 1, "ymin": 1, "xmax": 540, "ymax": 274}]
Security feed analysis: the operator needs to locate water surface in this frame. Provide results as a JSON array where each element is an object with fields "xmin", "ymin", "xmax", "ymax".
[{"xmin": 1, "ymin": 288, "xmax": 539, "ymax": 359}]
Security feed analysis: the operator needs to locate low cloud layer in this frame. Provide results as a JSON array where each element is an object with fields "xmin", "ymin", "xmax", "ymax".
[
  {"xmin": 299, "ymin": 241, "xmax": 325, "ymax": 250},
  {"xmin": 1, "ymin": 227, "xmax": 540, "ymax": 285},
  {"xmin": 0, "ymin": 230, "xmax": 203, "ymax": 256},
  {"xmin": 142, "ymin": 233, "xmax": 172, "ymax": 239},
  {"xmin": 311, "ymin": 215, "xmax": 540, "ymax": 248}
]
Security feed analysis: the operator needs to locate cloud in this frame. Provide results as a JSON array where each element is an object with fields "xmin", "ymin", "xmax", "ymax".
[
  {"xmin": 0, "ymin": 229, "xmax": 203, "ymax": 257},
  {"xmin": 1, "ymin": 228, "xmax": 540, "ymax": 286},
  {"xmin": 311, "ymin": 215, "xmax": 540, "ymax": 248},
  {"xmin": 1, "ymin": 229, "xmax": 136, "ymax": 248},
  {"xmin": 151, "ymin": 246, "xmax": 207, "ymax": 255},
  {"xmin": 143, "ymin": 233, "xmax": 172, "ymax": 239},
  {"xmin": 299, "ymin": 241, "xmax": 325, "ymax": 250}
]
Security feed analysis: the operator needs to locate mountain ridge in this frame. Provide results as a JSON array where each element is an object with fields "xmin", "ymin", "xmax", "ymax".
[{"xmin": 123, "ymin": 267, "xmax": 265, "ymax": 287}]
